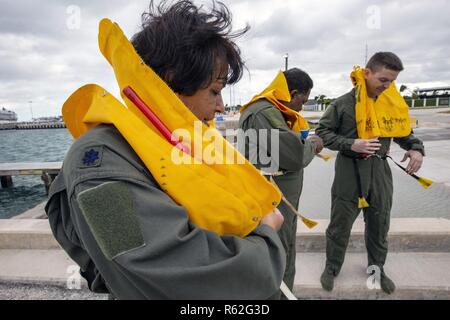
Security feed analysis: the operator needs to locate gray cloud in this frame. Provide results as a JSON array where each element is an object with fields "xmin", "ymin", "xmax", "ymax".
[{"xmin": 228, "ymin": 0, "xmax": 450, "ymax": 100}]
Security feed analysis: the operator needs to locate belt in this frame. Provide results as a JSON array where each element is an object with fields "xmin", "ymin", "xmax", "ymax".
[
  {"xmin": 340, "ymin": 152, "xmax": 387, "ymax": 209},
  {"xmin": 341, "ymin": 152, "xmax": 387, "ymax": 161}
]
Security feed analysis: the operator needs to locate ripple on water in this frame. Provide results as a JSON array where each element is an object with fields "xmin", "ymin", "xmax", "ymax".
[{"xmin": 0, "ymin": 129, "xmax": 73, "ymax": 218}]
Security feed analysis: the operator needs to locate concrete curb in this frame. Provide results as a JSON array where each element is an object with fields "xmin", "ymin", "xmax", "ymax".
[
  {"xmin": 0, "ymin": 219, "xmax": 60, "ymax": 249},
  {"xmin": 296, "ymin": 218, "xmax": 450, "ymax": 252},
  {"xmin": 2, "ymin": 218, "xmax": 450, "ymax": 251},
  {"xmin": 12, "ymin": 202, "xmax": 47, "ymax": 219}
]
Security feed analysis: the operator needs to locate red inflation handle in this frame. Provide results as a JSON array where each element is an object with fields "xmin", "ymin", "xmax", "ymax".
[{"xmin": 122, "ymin": 86, "xmax": 190, "ymax": 155}]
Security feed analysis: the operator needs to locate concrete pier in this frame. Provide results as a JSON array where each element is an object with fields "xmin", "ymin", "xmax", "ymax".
[
  {"xmin": 0, "ymin": 162, "xmax": 62, "ymax": 194},
  {"xmin": 0, "ymin": 122, "xmax": 66, "ymax": 130},
  {"xmin": 0, "ymin": 216, "xmax": 449, "ymax": 299}
]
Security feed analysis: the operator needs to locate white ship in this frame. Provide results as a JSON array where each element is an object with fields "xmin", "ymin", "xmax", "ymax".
[{"xmin": 0, "ymin": 107, "xmax": 18, "ymax": 123}]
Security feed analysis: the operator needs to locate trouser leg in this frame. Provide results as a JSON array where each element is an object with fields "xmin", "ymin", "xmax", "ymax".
[
  {"xmin": 363, "ymin": 207, "xmax": 391, "ymax": 268},
  {"xmin": 325, "ymin": 196, "xmax": 360, "ymax": 275},
  {"xmin": 277, "ymin": 200, "xmax": 298, "ymax": 291},
  {"xmin": 364, "ymin": 162, "xmax": 393, "ymax": 269},
  {"xmin": 270, "ymin": 173, "xmax": 302, "ymax": 299}
]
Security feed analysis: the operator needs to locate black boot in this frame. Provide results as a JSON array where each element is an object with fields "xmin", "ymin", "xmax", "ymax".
[
  {"xmin": 380, "ymin": 271, "xmax": 396, "ymax": 294},
  {"xmin": 320, "ymin": 266, "xmax": 335, "ymax": 292}
]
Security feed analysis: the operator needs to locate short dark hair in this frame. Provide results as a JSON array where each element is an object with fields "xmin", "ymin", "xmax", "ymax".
[
  {"xmin": 283, "ymin": 68, "xmax": 313, "ymax": 94},
  {"xmin": 131, "ymin": 0, "xmax": 249, "ymax": 96},
  {"xmin": 366, "ymin": 52, "xmax": 404, "ymax": 72}
]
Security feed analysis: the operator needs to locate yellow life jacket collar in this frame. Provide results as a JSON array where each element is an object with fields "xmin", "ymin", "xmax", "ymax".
[
  {"xmin": 240, "ymin": 71, "xmax": 309, "ymax": 132},
  {"xmin": 350, "ymin": 66, "xmax": 411, "ymax": 139}
]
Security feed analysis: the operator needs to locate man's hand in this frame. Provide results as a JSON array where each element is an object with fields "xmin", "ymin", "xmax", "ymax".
[
  {"xmin": 261, "ymin": 208, "xmax": 284, "ymax": 231},
  {"xmin": 401, "ymin": 150, "xmax": 423, "ymax": 174},
  {"xmin": 308, "ymin": 135, "xmax": 324, "ymax": 154},
  {"xmin": 351, "ymin": 138, "xmax": 381, "ymax": 154}
]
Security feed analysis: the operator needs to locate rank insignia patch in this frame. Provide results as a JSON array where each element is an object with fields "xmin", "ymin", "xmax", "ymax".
[{"xmin": 79, "ymin": 146, "xmax": 103, "ymax": 168}]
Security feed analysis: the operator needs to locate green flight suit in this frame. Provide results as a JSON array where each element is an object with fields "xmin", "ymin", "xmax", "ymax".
[
  {"xmin": 315, "ymin": 89, "xmax": 425, "ymax": 275},
  {"xmin": 239, "ymin": 100, "xmax": 316, "ymax": 293},
  {"xmin": 45, "ymin": 124, "xmax": 286, "ymax": 299}
]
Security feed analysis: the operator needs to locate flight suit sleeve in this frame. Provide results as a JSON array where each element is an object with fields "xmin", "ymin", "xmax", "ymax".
[
  {"xmin": 251, "ymin": 107, "xmax": 306, "ymax": 171},
  {"xmin": 67, "ymin": 144, "xmax": 286, "ymax": 300},
  {"xmin": 73, "ymin": 178, "xmax": 286, "ymax": 299},
  {"xmin": 393, "ymin": 132, "xmax": 425, "ymax": 156},
  {"xmin": 45, "ymin": 172, "xmax": 110, "ymax": 294},
  {"xmin": 316, "ymin": 102, "xmax": 355, "ymax": 152},
  {"xmin": 303, "ymin": 139, "xmax": 316, "ymax": 167}
]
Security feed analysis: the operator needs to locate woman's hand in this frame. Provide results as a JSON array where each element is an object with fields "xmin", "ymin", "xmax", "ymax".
[{"xmin": 261, "ymin": 208, "xmax": 284, "ymax": 231}]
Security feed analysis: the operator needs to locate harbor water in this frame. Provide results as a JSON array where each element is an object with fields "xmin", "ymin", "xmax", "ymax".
[{"xmin": 0, "ymin": 129, "xmax": 73, "ymax": 218}]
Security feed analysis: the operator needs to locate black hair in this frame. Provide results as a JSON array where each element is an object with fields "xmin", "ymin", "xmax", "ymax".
[
  {"xmin": 366, "ymin": 52, "xmax": 404, "ymax": 72},
  {"xmin": 131, "ymin": 0, "xmax": 249, "ymax": 95},
  {"xmin": 283, "ymin": 68, "xmax": 313, "ymax": 95}
]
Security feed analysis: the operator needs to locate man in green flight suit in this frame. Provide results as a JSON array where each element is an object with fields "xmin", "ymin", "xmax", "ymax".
[
  {"xmin": 45, "ymin": 0, "xmax": 286, "ymax": 300},
  {"xmin": 316, "ymin": 52, "xmax": 425, "ymax": 294},
  {"xmin": 239, "ymin": 68, "xmax": 324, "ymax": 295}
]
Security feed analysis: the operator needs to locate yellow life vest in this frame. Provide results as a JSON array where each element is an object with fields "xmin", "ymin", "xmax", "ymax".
[
  {"xmin": 62, "ymin": 18, "xmax": 281, "ymax": 237},
  {"xmin": 240, "ymin": 71, "xmax": 309, "ymax": 132},
  {"xmin": 351, "ymin": 66, "xmax": 411, "ymax": 139}
]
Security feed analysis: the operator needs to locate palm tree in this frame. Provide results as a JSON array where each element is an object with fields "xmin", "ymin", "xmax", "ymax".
[
  {"xmin": 315, "ymin": 95, "xmax": 333, "ymax": 110},
  {"xmin": 400, "ymin": 85, "xmax": 419, "ymax": 99}
]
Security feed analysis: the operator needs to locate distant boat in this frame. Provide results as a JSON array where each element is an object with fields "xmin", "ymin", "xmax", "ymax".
[{"xmin": 0, "ymin": 107, "xmax": 18, "ymax": 123}]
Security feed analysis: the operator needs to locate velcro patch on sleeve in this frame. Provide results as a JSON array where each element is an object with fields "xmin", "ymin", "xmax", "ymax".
[{"xmin": 77, "ymin": 181, "xmax": 145, "ymax": 260}]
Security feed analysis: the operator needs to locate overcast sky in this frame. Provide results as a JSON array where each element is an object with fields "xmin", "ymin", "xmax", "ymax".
[{"xmin": 1, "ymin": 0, "xmax": 449, "ymax": 121}]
